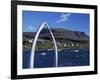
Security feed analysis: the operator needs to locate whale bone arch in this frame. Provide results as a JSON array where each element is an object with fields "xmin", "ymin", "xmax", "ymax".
[{"xmin": 30, "ymin": 22, "xmax": 58, "ymax": 68}]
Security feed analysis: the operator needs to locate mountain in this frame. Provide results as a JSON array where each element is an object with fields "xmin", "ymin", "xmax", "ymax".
[{"xmin": 23, "ymin": 28, "xmax": 89, "ymax": 42}]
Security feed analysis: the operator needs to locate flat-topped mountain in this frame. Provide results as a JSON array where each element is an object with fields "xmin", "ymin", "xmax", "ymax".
[{"xmin": 23, "ymin": 28, "xmax": 89, "ymax": 42}]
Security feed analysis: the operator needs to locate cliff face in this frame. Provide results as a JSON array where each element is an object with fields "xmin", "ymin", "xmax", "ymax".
[{"xmin": 23, "ymin": 28, "xmax": 89, "ymax": 42}]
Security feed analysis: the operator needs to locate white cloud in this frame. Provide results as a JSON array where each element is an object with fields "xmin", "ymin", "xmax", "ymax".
[
  {"xmin": 56, "ymin": 13, "xmax": 71, "ymax": 23},
  {"xmin": 28, "ymin": 26, "xmax": 34, "ymax": 30}
]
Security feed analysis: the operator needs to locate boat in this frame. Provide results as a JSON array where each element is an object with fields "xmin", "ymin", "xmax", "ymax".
[
  {"xmin": 58, "ymin": 49, "xmax": 61, "ymax": 52},
  {"xmin": 70, "ymin": 50, "xmax": 79, "ymax": 52},
  {"xmin": 41, "ymin": 53, "xmax": 46, "ymax": 55},
  {"xmin": 74, "ymin": 50, "xmax": 79, "ymax": 52}
]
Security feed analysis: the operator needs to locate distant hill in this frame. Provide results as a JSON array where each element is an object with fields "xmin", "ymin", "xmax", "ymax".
[{"xmin": 23, "ymin": 28, "xmax": 89, "ymax": 42}]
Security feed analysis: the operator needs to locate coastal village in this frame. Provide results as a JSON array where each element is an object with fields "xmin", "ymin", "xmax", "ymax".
[{"xmin": 23, "ymin": 28, "xmax": 89, "ymax": 51}]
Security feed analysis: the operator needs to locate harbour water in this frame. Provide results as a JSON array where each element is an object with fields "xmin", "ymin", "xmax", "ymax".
[{"xmin": 23, "ymin": 49, "xmax": 89, "ymax": 69}]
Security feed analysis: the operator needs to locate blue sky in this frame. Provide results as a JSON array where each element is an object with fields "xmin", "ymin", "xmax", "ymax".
[{"xmin": 22, "ymin": 11, "xmax": 90, "ymax": 35}]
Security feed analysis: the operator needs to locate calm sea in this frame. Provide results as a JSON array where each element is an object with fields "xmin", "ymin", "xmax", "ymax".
[{"xmin": 23, "ymin": 49, "xmax": 89, "ymax": 69}]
